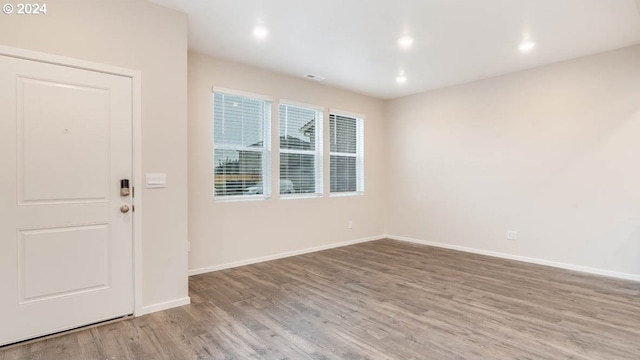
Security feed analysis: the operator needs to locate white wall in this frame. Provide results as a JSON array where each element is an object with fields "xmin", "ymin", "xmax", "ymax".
[
  {"xmin": 188, "ymin": 52, "xmax": 387, "ymax": 273},
  {"xmin": 387, "ymin": 45, "xmax": 640, "ymax": 278},
  {"xmin": 0, "ymin": 0, "xmax": 190, "ymax": 311}
]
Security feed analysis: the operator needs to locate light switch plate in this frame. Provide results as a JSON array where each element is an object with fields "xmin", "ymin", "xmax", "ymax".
[{"xmin": 146, "ymin": 173, "xmax": 167, "ymax": 188}]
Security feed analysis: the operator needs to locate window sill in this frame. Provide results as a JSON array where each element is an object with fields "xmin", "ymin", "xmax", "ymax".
[
  {"xmin": 329, "ymin": 191, "xmax": 364, "ymax": 198},
  {"xmin": 214, "ymin": 194, "xmax": 271, "ymax": 203},
  {"xmin": 279, "ymin": 193, "xmax": 323, "ymax": 200}
]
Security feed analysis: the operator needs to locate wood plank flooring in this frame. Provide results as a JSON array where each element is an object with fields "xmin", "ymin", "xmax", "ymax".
[{"xmin": 1, "ymin": 239, "xmax": 639, "ymax": 359}]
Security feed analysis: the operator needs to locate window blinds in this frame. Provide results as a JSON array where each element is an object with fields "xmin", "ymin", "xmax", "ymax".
[
  {"xmin": 213, "ymin": 91, "xmax": 271, "ymax": 198},
  {"xmin": 279, "ymin": 103, "xmax": 323, "ymax": 196},
  {"xmin": 329, "ymin": 113, "xmax": 364, "ymax": 194}
]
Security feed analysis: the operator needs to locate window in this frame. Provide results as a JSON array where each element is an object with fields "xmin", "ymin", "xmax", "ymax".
[
  {"xmin": 213, "ymin": 90, "xmax": 271, "ymax": 199},
  {"xmin": 279, "ymin": 103, "xmax": 323, "ymax": 196},
  {"xmin": 330, "ymin": 113, "xmax": 364, "ymax": 194}
]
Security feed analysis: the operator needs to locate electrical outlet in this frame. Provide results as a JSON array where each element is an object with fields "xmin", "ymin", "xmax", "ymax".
[
  {"xmin": 506, "ymin": 230, "xmax": 517, "ymax": 240},
  {"xmin": 348, "ymin": 220, "xmax": 353, "ymax": 229}
]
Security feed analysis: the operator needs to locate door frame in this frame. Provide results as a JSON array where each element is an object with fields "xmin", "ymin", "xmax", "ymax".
[{"xmin": 0, "ymin": 45, "xmax": 144, "ymax": 316}]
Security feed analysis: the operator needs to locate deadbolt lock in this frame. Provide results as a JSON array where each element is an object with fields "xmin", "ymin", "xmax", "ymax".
[{"xmin": 120, "ymin": 179, "xmax": 130, "ymax": 196}]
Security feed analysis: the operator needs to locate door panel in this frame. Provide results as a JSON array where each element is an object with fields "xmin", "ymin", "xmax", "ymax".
[
  {"xmin": 0, "ymin": 54, "xmax": 134, "ymax": 346},
  {"xmin": 19, "ymin": 77, "xmax": 111, "ymax": 204},
  {"xmin": 19, "ymin": 224, "xmax": 110, "ymax": 303}
]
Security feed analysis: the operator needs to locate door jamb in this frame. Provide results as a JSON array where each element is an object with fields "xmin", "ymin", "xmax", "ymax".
[{"xmin": 0, "ymin": 45, "xmax": 144, "ymax": 316}]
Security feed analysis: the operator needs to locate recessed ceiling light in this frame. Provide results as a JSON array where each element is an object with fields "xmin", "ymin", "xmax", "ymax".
[
  {"xmin": 518, "ymin": 40, "xmax": 536, "ymax": 53},
  {"xmin": 253, "ymin": 25, "xmax": 268, "ymax": 39},
  {"xmin": 397, "ymin": 35, "xmax": 414, "ymax": 49},
  {"xmin": 396, "ymin": 74, "xmax": 407, "ymax": 84}
]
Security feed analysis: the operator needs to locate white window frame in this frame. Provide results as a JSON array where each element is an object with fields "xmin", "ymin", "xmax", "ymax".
[
  {"xmin": 212, "ymin": 88, "xmax": 272, "ymax": 201},
  {"xmin": 329, "ymin": 110, "xmax": 364, "ymax": 197},
  {"xmin": 279, "ymin": 100, "xmax": 324, "ymax": 199}
]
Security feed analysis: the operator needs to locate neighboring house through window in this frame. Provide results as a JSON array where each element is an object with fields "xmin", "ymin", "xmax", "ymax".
[
  {"xmin": 213, "ymin": 90, "xmax": 271, "ymax": 199},
  {"xmin": 330, "ymin": 112, "xmax": 364, "ymax": 194}
]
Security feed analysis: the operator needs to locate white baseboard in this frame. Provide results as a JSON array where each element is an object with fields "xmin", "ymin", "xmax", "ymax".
[
  {"xmin": 136, "ymin": 297, "xmax": 191, "ymax": 316},
  {"xmin": 387, "ymin": 234, "xmax": 640, "ymax": 282},
  {"xmin": 188, "ymin": 235, "xmax": 385, "ymax": 276}
]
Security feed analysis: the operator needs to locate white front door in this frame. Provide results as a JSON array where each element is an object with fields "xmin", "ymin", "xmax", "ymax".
[{"xmin": 0, "ymin": 54, "xmax": 134, "ymax": 346}]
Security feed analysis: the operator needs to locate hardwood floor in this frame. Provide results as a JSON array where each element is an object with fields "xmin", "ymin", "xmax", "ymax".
[{"xmin": 1, "ymin": 239, "xmax": 639, "ymax": 359}]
